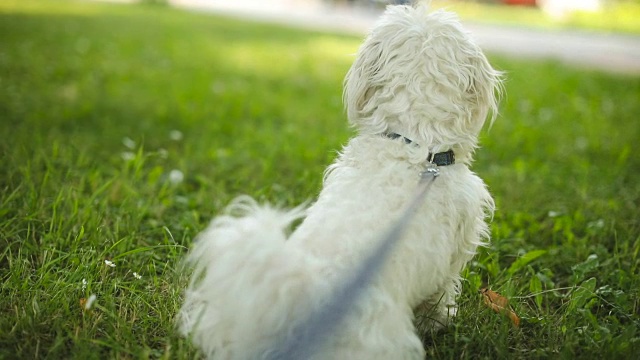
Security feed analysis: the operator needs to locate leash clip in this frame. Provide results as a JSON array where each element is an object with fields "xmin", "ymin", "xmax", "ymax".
[{"xmin": 420, "ymin": 163, "xmax": 440, "ymax": 179}]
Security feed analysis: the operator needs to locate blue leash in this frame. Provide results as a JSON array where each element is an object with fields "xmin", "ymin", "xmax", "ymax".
[{"xmin": 267, "ymin": 165, "xmax": 441, "ymax": 360}]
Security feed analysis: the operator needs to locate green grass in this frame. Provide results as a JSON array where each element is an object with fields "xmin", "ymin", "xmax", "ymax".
[
  {"xmin": 1, "ymin": 0, "xmax": 639, "ymax": 358},
  {"xmin": 431, "ymin": 0, "xmax": 640, "ymax": 34}
]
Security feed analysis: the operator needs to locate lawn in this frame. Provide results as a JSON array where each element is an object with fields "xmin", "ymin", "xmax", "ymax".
[
  {"xmin": 0, "ymin": 0, "xmax": 639, "ymax": 359},
  {"xmin": 430, "ymin": 0, "xmax": 640, "ymax": 34}
]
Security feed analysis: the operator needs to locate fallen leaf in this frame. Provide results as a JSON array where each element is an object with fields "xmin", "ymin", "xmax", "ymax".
[{"xmin": 480, "ymin": 288, "xmax": 520, "ymax": 327}]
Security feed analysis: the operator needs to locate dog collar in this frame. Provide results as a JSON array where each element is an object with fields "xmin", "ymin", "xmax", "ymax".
[{"xmin": 384, "ymin": 133, "xmax": 456, "ymax": 166}]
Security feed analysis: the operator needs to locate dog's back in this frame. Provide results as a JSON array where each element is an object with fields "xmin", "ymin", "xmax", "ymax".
[{"xmin": 179, "ymin": 5, "xmax": 502, "ymax": 359}]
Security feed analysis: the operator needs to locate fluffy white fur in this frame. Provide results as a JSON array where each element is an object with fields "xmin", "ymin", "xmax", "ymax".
[{"xmin": 179, "ymin": 4, "xmax": 503, "ymax": 359}]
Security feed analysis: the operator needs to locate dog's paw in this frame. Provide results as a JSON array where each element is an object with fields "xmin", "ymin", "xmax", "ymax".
[{"xmin": 413, "ymin": 299, "xmax": 457, "ymax": 332}]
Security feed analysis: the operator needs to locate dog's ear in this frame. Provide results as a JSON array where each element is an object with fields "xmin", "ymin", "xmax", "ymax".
[
  {"xmin": 343, "ymin": 40, "xmax": 385, "ymax": 130},
  {"xmin": 359, "ymin": 86, "xmax": 379, "ymax": 114},
  {"xmin": 467, "ymin": 54, "xmax": 504, "ymax": 129}
]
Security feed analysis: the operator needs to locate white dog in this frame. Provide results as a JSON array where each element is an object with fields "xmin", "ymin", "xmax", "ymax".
[{"xmin": 179, "ymin": 4, "xmax": 503, "ymax": 359}]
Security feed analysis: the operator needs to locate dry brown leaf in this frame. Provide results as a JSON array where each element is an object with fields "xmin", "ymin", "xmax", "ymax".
[{"xmin": 480, "ymin": 288, "xmax": 520, "ymax": 327}]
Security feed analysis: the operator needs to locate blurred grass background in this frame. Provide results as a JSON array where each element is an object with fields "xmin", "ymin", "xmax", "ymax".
[
  {"xmin": 430, "ymin": 0, "xmax": 640, "ymax": 33},
  {"xmin": 0, "ymin": 0, "xmax": 638, "ymax": 358}
]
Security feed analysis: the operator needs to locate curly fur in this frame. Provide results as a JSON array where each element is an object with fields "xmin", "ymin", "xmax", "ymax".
[{"xmin": 179, "ymin": 4, "xmax": 503, "ymax": 359}]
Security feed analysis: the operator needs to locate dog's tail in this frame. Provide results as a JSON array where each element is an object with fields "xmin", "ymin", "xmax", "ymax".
[{"xmin": 178, "ymin": 196, "xmax": 329, "ymax": 359}]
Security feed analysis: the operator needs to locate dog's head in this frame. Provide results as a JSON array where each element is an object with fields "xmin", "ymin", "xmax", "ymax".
[{"xmin": 344, "ymin": 4, "xmax": 503, "ymax": 158}]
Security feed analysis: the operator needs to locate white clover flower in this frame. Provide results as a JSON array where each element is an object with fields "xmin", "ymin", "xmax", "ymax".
[
  {"xmin": 122, "ymin": 137, "xmax": 136, "ymax": 149},
  {"xmin": 121, "ymin": 151, "xmax": 136, "ymax": 161},
  {"xmin": 104, "ymin": 259, "xmax": 116, "ymax": 268},
  {"xmin": 158, "ymin": 148, "xmax": 169, "ymax": 159},
  {"xmin": 548, "ymin": 211, "xmax": 561, "ymax": 218},
  {"xmin": 133, "ymin": 272, "xmax": 142, "ymax": 280},
  {"xmin": 169, "ymin": 130, "xmax": 183, "ymax": 141},
  {"xmin": 169, "ymin": 169, "xmax": 184, "ymax": 184}
]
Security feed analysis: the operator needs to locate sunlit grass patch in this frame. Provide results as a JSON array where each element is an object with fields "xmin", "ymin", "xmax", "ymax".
[{"xmin": 431, "ymin": 0, "xmax": 640, "ymax": 34}]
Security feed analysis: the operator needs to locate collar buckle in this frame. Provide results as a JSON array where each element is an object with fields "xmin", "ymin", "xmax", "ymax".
[{"xmin": 429, "ymin": 150, "xmax": 455, "ymax": 166}]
